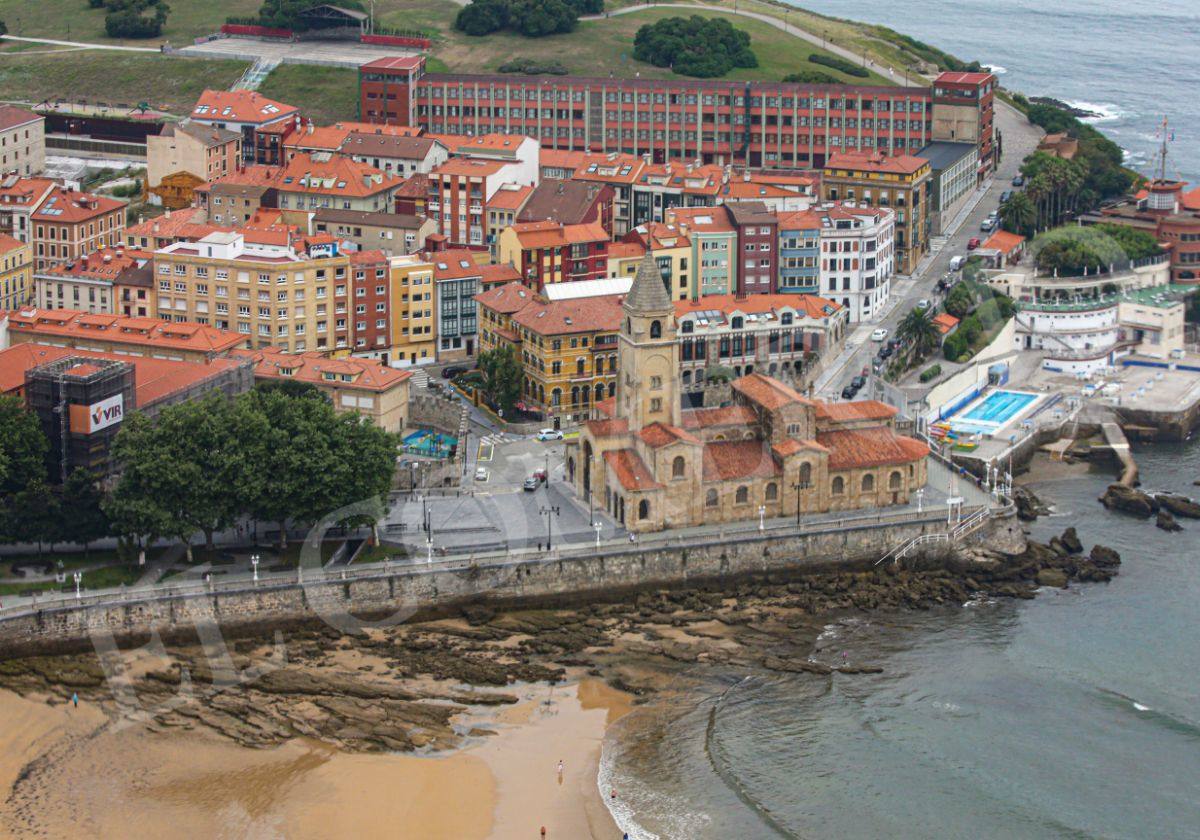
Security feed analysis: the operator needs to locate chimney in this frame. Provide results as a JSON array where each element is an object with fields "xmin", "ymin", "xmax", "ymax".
[
  {"xmin": 642, "ymin": 152, "xmax": 651, "ymax": 165},
  {"xmin": 165, "ymin": 208, "xmax": 172, "ymax": 219},
  {"xmin": 102, "ymin": 253, "xmax": 112, "ymax": 264},
  {"xmin": 743, "ymin": 171, "xmax": 751, "ymax": 182}
]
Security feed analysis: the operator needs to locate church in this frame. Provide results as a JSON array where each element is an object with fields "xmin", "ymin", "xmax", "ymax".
[{"xmin": 570, "ymin": 253, "xmax": 931, "ymax": 533}]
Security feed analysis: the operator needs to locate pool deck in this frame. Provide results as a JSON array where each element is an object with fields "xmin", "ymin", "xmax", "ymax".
[{"xmin": 941, "ymin": 389, "xmax": 1046, "ymax": 439}]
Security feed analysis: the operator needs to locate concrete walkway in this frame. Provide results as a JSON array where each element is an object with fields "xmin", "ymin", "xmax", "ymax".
[{"xmin": 0, "ymin": 35, "xmax": 160, "ymax": 52}]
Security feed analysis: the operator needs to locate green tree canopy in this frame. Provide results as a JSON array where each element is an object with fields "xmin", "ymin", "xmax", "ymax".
[
  {"xmin": 477, "ymin": 346, "xmax": 523, "ymax": 416},
  {"xmin": 897, "ymin": 307, "xmax": 942, "ymax": 359},
  {"xmin": 1032, "ymin": 225, "xmax": 1161, "ymax": 276},
  {"xmin": 999, "ymin": 191, "xmax": 1036, "ymax": 238},
  {"xmin": 633, "ymin": 16, "xmax": 757, "ymax": 78},
  {"xmin": 454, "ymin": 0, "xmax": 595, "ymax": 37},
  {"xmin": 0, "ymin": 396, "xmax": 48, "ymax": 496}
]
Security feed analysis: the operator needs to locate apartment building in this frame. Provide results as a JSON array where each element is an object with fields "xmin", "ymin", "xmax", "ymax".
[
  {"xmin": 387, "ymin": 253, "xmax": 437, "ymax": 365},
  {"xmin": 275, "ymin": 153, "xmax": 403, "ymax": 214},
  {"xmin": 0, "ymin": 233, "xmax": 32, "ymax": 310},
  {"xmin": 370, "ymin": 61, "xmax": 996, "ymax": 170},
  {"xmin": 348, "ymin": 249, "xmax": 391, "ymax": 356},
  {"xmin": 675, "ymin": 293, "xmax": 847, "ymax": 405},
  {"xmin": 234, "ymin": 347, "xmax": 411, "ymax": 432},
  {"xmin": 430, "ymin": 249, "xmax": 484, "ymax": 360},
  {"xmin": 497, "ymin": 220, "xmax": 609, "ymax": 291},
  {"xmin": 35, "ymin": 246, "xmax": 152, "ymax": 316},
  {"xmin": 517, "ymin": 178, "xmax": 614, "ymax": 233},
  {"xmin": 815, "ymin": 204, "xmax": 896, "ymax": 323},
  {"xmin": 427, "ymin": 157, "xmax": 528, "ymax": 248},
  {"xmin": 0, "ymin": 176, "xmax": 55, "ymax": 244},
  {"xmin": 570, "ymin": 152, "xmax": 646, "ymax": 236},
  {"xmin": 0, "ymin": 106, "xmax": 46, "ymax": 177},
  {"xmin": 340, "ymin": 130, "xmax": 448, "ymax": 177},
  {"xmin": 358, "ymin": 55, "xmax": 427, "ymax": 126},
  {"xmin": 189, "ymin": 89, "xmax": 299, "ymax": 163},
  {"xmin": 822, "ymin": 150, "xmax": 929, "ymax": 275},
  {"xmin": 153, "ymin": 230, "xmax": 355, "ymax": 352},
  {"xmin": 776, "ymin": 210, "xmax": 822, "ymax": 294},
  {"xmin": 125, "ymin": 207, "xmax": 220, "ymax": 251},
  {"xmin": 666, "ymin": 206, "xmax": 736, "ymax": 298},
  {"xmin": 197, "ymin": 168, "xmax": 278, "ymax": 227},
  {"xmin": 0, "ymin": 307, "xmax": 249, "ymax": 363},
  {"xmin": 484, "ymin": 183, "xmax": 532, "ymax": 258},
  {"xmin": 31, "ymin": 188, "xmax": 126, "ymax": 272},
  {"xmin": 931, "ymin": 71, "xmax": 996, "ymax": 170},
  {"xmin": 475, "ymin": 280, "xmax": 622, "ymax": 424},
  {"xmin": 622, "ymin": 222, "xmax": 691, "ymax": 301},
  {"xmin": 725, "ymin": 201, "xmax": 779, "ymax": 296},
  {"xmin": 146, "ymin": 121, "xmax": 241, "ymax": 192},
  {"xmin": 312, "ymin": 207, "xmax": 436, "ymax": 255}
]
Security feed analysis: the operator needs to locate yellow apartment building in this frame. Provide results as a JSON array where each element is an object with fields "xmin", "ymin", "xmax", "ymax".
[
  {"xmin": 0, "ymin": 233, "xmax": 32, "ymax": 310},
  {"xmin": 387, "ymin": 253, "xmax": 437, "ymax": 366}
]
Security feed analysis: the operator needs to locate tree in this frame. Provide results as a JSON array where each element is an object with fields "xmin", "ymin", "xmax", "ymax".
[
  {"xmin": 7, "ymin": 480, "xmax": 62, "ymax": 557},
  {"xmin": 897, "ymin": 307, "xmax": 942, "ymax": 359},
  {"xmin": 255, "ymin": 0, "xmax": 365, "ymax": 31},
  {"xmin": 60, "ymin": 470, "xmax": 111, "ymax": 558},
  {"xmin": 455, "ymin": 0, "xmax": 509, "ymax": 36},
  {"xmin": 0, "ymin": 396, "xmax": 48, "ymax": 496},
  {"xmin": 999, "ymin": 191, "xmax": 1036, "ymax": 238},
  {"xmin": 104, "ymin": 0, "xmax": 169, "ymax": 38},
  {"xmin": 508, "ymin": 0, "xmax": 577, "ymax": 37},
  {"xmin": 476, "ymin": 346, "xmax": 522, "ymax": 416},
  {"xmin": 633, "ymin": 16, "xmax": 756, "ymax": 78},
  {"xmin": 0, "ymin": 20, "xmax": 7, "ymax": 37},
  {"xmin": 944, "ymin": 283, "xmax": 975, "ymax": 319}
]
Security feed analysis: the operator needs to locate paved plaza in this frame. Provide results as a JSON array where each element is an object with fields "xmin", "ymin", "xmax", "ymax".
[{"xmin": 175, "ymin": 38, "xmax": 421, "ymax": 69}]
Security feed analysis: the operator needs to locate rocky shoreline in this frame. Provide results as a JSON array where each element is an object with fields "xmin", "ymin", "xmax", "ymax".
[
  {"xmin": 0, "ymin": 519, "xmax": 1121, "ymax": 759},
  {"xmin": 1028, "ymin": 96, "xmax": 1102, "ymax": 119}
]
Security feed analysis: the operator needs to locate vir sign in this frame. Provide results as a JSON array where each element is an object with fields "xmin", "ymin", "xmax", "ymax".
[{"xmin": 70, "ymin": 393, "xmax": 125, "ymax": 434}]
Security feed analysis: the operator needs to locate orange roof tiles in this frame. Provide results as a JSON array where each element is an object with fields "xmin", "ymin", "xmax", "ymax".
[
  {"xmin": 826, "ymin": 151, "xmax": 929, "ymax": 175},
  {"xmin": 587, "ymin": 417, "xmax": 629, "ymax": 437},
  {"xmin": 594, "ymin": 397, "xmax": 616, "ymax": 419},
  {"xmin": 510, "ymin": 220, "xmax": 608, "ymax": 250},
  {"xmin": 231, "ymin": 348, "xmax": 411, "ymax": 392},
  {"xmin": 771, "ymin": 438, "xmax": 827, "ymax": 458},
  {"xmin": 604, "ymin": 448, "xmax": 661, "ymax": 491},
  {"xmin": 475, "ymin": 281, "xmax": 536, "ymax": 314},
  {"xmin": 43, "ymin": 247, "xmax": 140, "ymax": 280},
  {"xmin": 486, "ymin": 184, "xmax": 533, "ymax": 211},
  {"xmin": 628, "ymin": 222, "xmax": 690, "ymax": 250},
  {"xmin": 125, "ymin": 207, "xmax": 209, "ymax": 242},
  {"xmin": 277, "ymin": 153, "xmax": 402, "ymax": 198},
  {"xmin": 932, "ymin": 313, "xmax": 959, "ymax": 335},
  {"xmin": 639, "ymin": 422, "xmax": 699, "ymax": 448},
  {"xmin": 0, "ymin": 233, "xmax": 26, "ymax": 256},
  {"xmin": 719, "ymin": 181, "xmax": 794, "ymax": 200},
  {"xmin": 571, "ymin": 152, "xmax": 646, "ymax": 185},
  {"xmin": 191, "ymin": 90, "xmax": 298, "ymax": 125},
  {"xmin": 817, "ymin": 428, "xmax": 929, "ymax": 470},
  {"xmin": 667, "ymin": 207, "xmax": 736, "ymax": 233},
  {"xmin": 3, "ymin": 308, "xmax": 246, "ymax": 354},
  {"xmin": 935, "ymin": 71, "xmax": 995, "ymax": 85},
  {"xmin": 361, "ymin": 56, "xmax": 425, "ymax": 71},
  {"xmin": 982, "ymin": 230, "xmax": 1025, "ymax": 253},
  {"xmin": 541, "ymin": 149, "xmax": 592, "ymax": 171},
  {"xmin": 431, "ymin": 157, "xmax": 509, "ymax": 178},
  {"xmin": 674, "ymin": 293, "xmax": 841, "ymax": 321},
  {"xmin": 509, "ymin": 294, "xmax": 623, "ymax": 336},
  {"xmin": 431, "ymin": 249, "xmax": 488, "ymax": 280},
  {"xmin": 0, "ymin": 105, "xmax": 41, "ymax": 132},
  {"xmin": 480, "ymin": 263, "xmax": 521, "ymax": 286},
  {"xmin": 702, "ymin": 440, "xmax": 779, "ymax": 481},
  {"xmin": 732, "ymin": 372, "xmax": 813, "ymax": 410},
  {"xmin": 31, "ymin": 188, "xmax": 123, "ymax": 224},
  {"xmin": 607, "ymin": 242, "xmax": 646, "ymax": 260},
  {"xmin": 815, "ymin": 399, "xmax": 898, "ymax": 423},
  {"xmin": 681, "ymin": 404, "xmax": 758, "ymax": 429}
]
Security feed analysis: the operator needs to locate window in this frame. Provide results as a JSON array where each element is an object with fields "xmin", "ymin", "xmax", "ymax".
[
  {"xmin": 638, "ymin": 500, "xmax": 650, "ymax": 521},
  {"xmin": 765, "ymin": 483, "xmax": 778, "ymax": 501},
  {"xmin": 672, "ymin": 456, "xmax": 685, "ymax": 478},
  {"xmin": 735, "ymin": 486, "xmax": 749, "ymax": 504},
  {"xmin": 889, "ymin": 470, "xmax": 903, "ymax": 490},
  {"xmin": 862, "ymin": 474, "xmax": 875, "ymax": 493},
  {"xmin": 832, "ymin": 476, "xmax": 845, "ymax": 495},
  {"xmin": 706, "ymin": 489, "xmax": 719, "ymax": 507},
  {"xmin": 650, "ymin": 398, "xmax": 662, "ymax": 412},
  {"xmin": 650, "ymin": 320, "xmax": 662, "ymax": 339}
]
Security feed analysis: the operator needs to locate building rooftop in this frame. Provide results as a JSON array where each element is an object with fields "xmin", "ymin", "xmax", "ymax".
[
  {"xmin": 486, "ymin": 183, "xmax": 534, "ymax": 212},
  {"xmin": 0, "ymin": 105, "xmax": 42, "ymax": 132},
  {"xmin": 703, "ymin": 440, "xmax": 779, "ymax": 481},
  {"xmin": 475, "ymin": 281, "xmax": 536, "ymax": 314},
  {"xmin": 0, "ymin": 232, "xmax": 26, "ymax": 256},
  {"xmin": 3, "ymin": 308, "xmax": 247, "ymax": 354},
  {"xmin": 430, "ymin": 249, "xmax": 488, "ymax": 280},
  {"xmin": 817, "ymin": 427, "xmax": 929, "ymax": 470},
  {"xmin": 825, "ymin": 150, "xmax": 929, "ymax": 176},
  {"xmin": 510, "ymin": 220, "xmax": 608, "ymax": 250},
  {"xmin": 190, "ymin": 89, "xmax": 298, "ymax": 125},
  {"xmin": 517, "ymin": 179, "xmax": 608, "ymax": 225},
  {"xmin": 31, "ymin": 188, "xmax": 123, "ymax": 224},
  {"xmin": 361, "ymin": 55, "xmax": 425, "ymax": 71},
  {"xmin": 916, "ymin": 140, "xmax": 977, "ymax": 171},
  {"xmin": 231, "ymin": 348, "xmax": 411, "ymax": 392},
  {"xmin": 732, "ymin": 372, "xmax": 813, "ymax": 410},
  {"xmin": 543, "ymin": 276, "xmax": 634, "ymax": 301},
  {"xmin": 276, "ymin": 153, "xmax": 402, "ymax": 198},
  {"xmin": 164, "ymin": 121, "xmax": 242, "ymax": 148},
  {"xmin": 313, "ymin": 207, "xmax": 427, "ymax": 229},
  {"xmin": 509, "ymin": 293, "xmax": 624, "ymax": 336},
  {"xmin": 341, "ymin": 131, "xmax": 441, "ymax": 159},
  {"xmin": 675, "ymin": 293, "xmax": 842, "ymax": 323}
]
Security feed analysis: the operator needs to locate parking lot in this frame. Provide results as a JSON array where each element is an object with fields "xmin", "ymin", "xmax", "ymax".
[
  {"xmin": 175, "ymin": 38, "xmax": 421, "ymax": 69},
  {"xmin": 385, "ymin": 432, "xmax": 622, "ymax": 555}
]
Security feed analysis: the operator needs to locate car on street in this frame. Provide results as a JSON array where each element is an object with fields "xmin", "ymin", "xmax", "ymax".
[
  {"xmin": 523, "ymin": 476, "xmax": 540, "ymax": 491},
  {"xmin": 841, "ymin": 384, "xmax": 858, "ymax": 399},
  {"xmin": 870, "ymin": 328, "xmax": 889, "ymax": 342},
  {"xmin": 967, "ymin": 237, "xmax": 981, "ymax": 250},
  {"xmin": 441, "ymin": 365, "xmax": 469, "ymax": 379},
  {"xmin": 535, "ymin": 428, "xmax": 563, "ymax": 441},
  {"xmin": 879, "ymin": 344, "xmax": 894, "ymax": 359},
  {"xmin": 980, "ymin": 218, "xmax": 996, "ymax": 232},
  {"xmin": 916, "ymin": 298, "xmax": 931, "ymax": 310},
  {"xmin": 851, "ymin": 375, "xmax": 866, "ymax": 389},
  {"xmin": 533, "ymin": 467, "xmax": 548, "ymax": 483},
  {"xmin": 1012, "ymin": 175, "xmax": 1025, "ymax": 187},
  {"xmin": 1000, "ymin": 190, "xmax": 1013, "ymax": 203},
  {"xmin": 474, "ymin": 467, "xmax": 489, "ymax": 482}
]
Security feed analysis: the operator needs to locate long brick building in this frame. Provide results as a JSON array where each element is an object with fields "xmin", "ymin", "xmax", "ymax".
[{"xmin": 359, "ymin": 58, "xmax": 994, "ymax": 173}]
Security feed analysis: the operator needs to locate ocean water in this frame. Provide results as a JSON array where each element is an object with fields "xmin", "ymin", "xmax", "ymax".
[
  {"xmin": 604, "ymin": 440, "xmax": 1200, "ymax": 838},
  {"xmin": 781, "ymin": 0, "xmax": 1200, "ymax": 184}
]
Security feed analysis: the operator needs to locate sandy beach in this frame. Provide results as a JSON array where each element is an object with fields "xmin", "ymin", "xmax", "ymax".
[{"xmin": 0, "ymin": 678, "xmax": 630, "ymax": 839}]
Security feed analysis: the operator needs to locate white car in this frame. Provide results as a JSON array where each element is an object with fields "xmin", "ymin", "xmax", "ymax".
[
  {"xmin": 916, "ymin": 299, "xmax": 931, "ymax": 310},
  {"xmin": 536, "ymin": 428, "xmax": 563, "ymax": 441},
  {"xmin": 871, "ymin": 328, "xmax": 889, "ymax": 342},
  {"xmin": 474, "ymin": 467, "xmax": 489, "ymax": 482}
]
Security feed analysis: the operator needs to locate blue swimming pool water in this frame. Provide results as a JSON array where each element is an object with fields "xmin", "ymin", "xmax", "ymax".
[
  {"xmin": 402, "ymin": 430, "xmax": 458, "ymax": 457},
  {"xmin": 960, "ymin": 390, "xmax": 1037, "ymax": 426}
]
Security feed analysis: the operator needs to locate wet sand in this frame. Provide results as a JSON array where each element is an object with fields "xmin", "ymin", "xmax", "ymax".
[{"xmin": 0, "ymin": 678, "xmax": 628, "ymax": 839}]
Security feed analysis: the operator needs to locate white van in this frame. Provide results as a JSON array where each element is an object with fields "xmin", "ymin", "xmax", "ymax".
[{"xmin": 949, "ymin": 255, "xmax": 967, "ymax": 271}]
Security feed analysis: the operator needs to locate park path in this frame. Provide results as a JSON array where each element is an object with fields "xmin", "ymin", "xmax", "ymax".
[{"xmin": 1, "ymin": 34, "xmax": 161, "ymax": 52}]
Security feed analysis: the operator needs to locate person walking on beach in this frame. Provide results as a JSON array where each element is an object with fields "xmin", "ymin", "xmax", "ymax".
[
  {"xmin": 557, "ymin": 759, "xmax": 564, "ymax": 775},
  {"xmin": 71, "ymin": 692, "xmax": 78, "ymax": 709}
]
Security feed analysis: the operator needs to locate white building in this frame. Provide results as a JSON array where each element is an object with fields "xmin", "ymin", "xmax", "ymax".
[{"xmin": 817, "ymin": 204, "xmax": 896, "ymax": 323}]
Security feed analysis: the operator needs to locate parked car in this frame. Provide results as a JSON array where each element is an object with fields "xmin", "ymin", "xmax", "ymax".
[
  {"xmin": 474, "ymin": 467, "xmax": 489, "ymax": 482},
  {"xmin": 967, "ymin": 237, "xmax": 981, "ymax": 250},
  {"xmin": 841, "ymin": 384, "xmax": 858, "ymax": 399},
  {"xmin": 980, "ymin": 218, "xmax": 996, "ymax": 232},
  {"xmin": 879, "ymin": 344, "xmax": 894, "ymax": 359},
  {"xmin": 850, "ymin": 375, "xmax": 866, "ymax": 389},
  {"xmin": 887, "ymin": 338, "xmax": 901, "ymax": 351},
  {"xmin": 441, "ymin": 365, "xmax": 468, "ymax": 379},
  {"xmin": 916, "ymin": 298, "xmax": 931, "ymax": 310},
  {"xmin": 535, "ymin": 428, "xmax": 563, "ymax": 441},
  {"xmin": 1000, "ymin": 190, "xmax": 1013, "ymax": 203},
  {"xmin": 871, "ymin": 328, "xmax": 889, "ymax": 342},
  {"xmin": 523, "ymin": 476, "xmax": 540, "ymax": 492},
  {"xmin": 949, "ymin": 255, "xmax": 968, "ymax": 271},
  {"xmin": 533, "ymin": 467, "xmax": 548, "ymax": 483},
  {"xmin": 1012, "ymin": 175, "xmax": 1025, "ymax": 187}
]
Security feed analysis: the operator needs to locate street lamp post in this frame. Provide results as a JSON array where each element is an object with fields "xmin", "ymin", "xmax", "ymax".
[
  {"xmin": 251, "ymin": 553, "xmax": 260, "ymax": 582},
  {"xmin": 916, "ymin": 487, "xmax": 925, "ymax": 513},
  {"xmin": 792, "ymin": 481, "xmax": 810, "ymax": 525},
  {"xmin": 541, "ymin": 505, "xmax": 560, "ymax": 551},
  {"xmin": 758, "ymin": 505, "xmax": 766, "ymax": 531},
  {"xmin": 594, "ymin": 522, "xmax": 602, "ymax": 548},
  {"xmin": 72, "ymin": 571, "xmax": 82, "ymax": 600}
]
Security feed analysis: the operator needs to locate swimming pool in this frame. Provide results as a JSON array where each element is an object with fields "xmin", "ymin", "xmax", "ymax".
[
  {"xmin": 402, "ymin": 430, "xmax": 458, "ymax": 458},
  {"xmin": 946, "ymin": 390, "xmax": 1041, "ymax": 436}
]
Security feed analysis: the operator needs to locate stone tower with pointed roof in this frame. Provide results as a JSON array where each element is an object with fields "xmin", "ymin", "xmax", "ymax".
[{"xmin": 617, "ymin": 252, "xmax": 680, "ymax": 429}]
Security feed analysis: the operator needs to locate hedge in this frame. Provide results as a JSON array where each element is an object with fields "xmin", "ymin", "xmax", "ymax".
[
  {"xmin": 808, "ymin": 53, "xmax": 868, "ymax": 79},
  {"xmin": 919, "ymin": 364, "xmax": 941, "ymax": 383}
]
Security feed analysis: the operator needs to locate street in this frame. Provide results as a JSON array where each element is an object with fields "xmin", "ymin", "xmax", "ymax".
[{"xmin": 815, "ymin": 102, "xmax": 1045, "ymax": 399}]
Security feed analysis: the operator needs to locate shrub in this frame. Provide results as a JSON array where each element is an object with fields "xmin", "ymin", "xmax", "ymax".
[
  {"xmin": 105, "ymin": 4, "xmax": 168, "ymax": 38},
  {"xmin": 455, "ymin": 0, "xmax": 509, "ymax": 35},
  {"xmin": 942, "ymin": 333, "xmax": 965, "ymax": 361},
  {"xmin": 498, "ymin": 58, "xmax": 568, "ymax": 74},
  {"xmin": 634, "ymin": 16, "xmax": 756, "ymax": 78},
  {"xmin": 456, "ymin": 0, "xmax": 587, "ymax": 37},
  {"xmin": 782, "ymin": 70, "xmax": 839, "ymax": 84},
  {"xmin": 808, "ymin": 53, "xmax": 868, "ymax": 78},
  {"xmin": 919, "ymin": 364, "xmax": 942, "ymax": 383},
  {"xmin": 944, "ymin": 283, "xmax": 975, "ymax": 318}
]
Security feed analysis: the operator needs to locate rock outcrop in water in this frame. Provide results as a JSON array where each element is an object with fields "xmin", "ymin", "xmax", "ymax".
[
  {"xmin": 1014, "ymin": 486, "xmax": 1051, "ymax": 521},
  {"xmin": 1100, "ymin": 484, "xmax": 1159, "ymax": 517},
  {"xmin": 1154, "ymin": 494, "xmax": 1200, "ymax": 519},
  {"xmin": 1157, "ymin": 510, "xmax": 1184, "ymax": 532}
]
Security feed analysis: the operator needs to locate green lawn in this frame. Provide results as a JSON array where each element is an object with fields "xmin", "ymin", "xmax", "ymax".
[
  {"xmin": 0, "ymin": 51, "xmax": 247, "ymax": 114},
  {"xmin": 258, "ymin": 64, "xmax": 361, "ymax": 124},
  {"xmin": 0, "ymin": 0, "xmax": 261, "ymax": 46}
]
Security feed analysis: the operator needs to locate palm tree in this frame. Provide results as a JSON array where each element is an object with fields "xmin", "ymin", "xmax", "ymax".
[
  {"xmin": 897, "ymin": 307, "xmax": 942, "ymax": 359},
  {"xmin": 1000, "ymin": 192, "xmax": 1036, "ymax": 238}
]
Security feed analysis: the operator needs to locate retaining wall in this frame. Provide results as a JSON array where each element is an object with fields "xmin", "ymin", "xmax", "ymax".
[{"xmin": 0, "ymin": 511, "xmax": 1021, "ymax": 657}]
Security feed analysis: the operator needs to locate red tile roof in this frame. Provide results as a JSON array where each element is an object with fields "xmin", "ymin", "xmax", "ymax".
[
  {"xmin": 277, "ymin": 153, "xmax": 402, "ymax": 199},
  {"xmin": 674, "ymin": 293, "xmax": 842, "ymax": 321},
  {"xmin": 475, "ymin": 281, "xmax": 537, "ymax": 314},
  {"xmin": 814, "ymin": 400, "xmax": 898, "ymax": 423},
  {"xmin": 43, "ymin": 247, "xmax": 141, "ymax": 280},
  {"xmin": 31, "ymin": 188, "xmax": 123, "ymax": 224},
  {"xmin": 607, "ymin": 242, "xmax": 646, "ymax": 260},
  {"xmin": 932, "ymin": 313, "xmax": 959, "ymax": 335},
  {"xmin": 0, "ymin": 105, "xmax": 41, "ymax": 132},
  {"xmin": 586, "ymin": 417, "xmax": 628, "ymax": 437},
  {"xmin": 732, "ymin": 373, "xmax": 813, "ymax": 411},
  {"xmin": 231, "ymin": 348, "xmax": 411, "ymax": 392},
  {"xmin": 639, "ymin": 422, "xmax": 700, "ymax": 448},
  {"xmin": 510, "ymin": 220, "xmax": 609, "ymax": 250},
  {"xmin": 431, "ymin": 249, "xmax": 488, "ymax": 280},
  {"xmin": 0, "ymin": 233, "xmax": 27, "ymax": 256},
  {"xmin": 3, "ymin": 308, "xmax": 246, "ymax": 354},
  {"xmin": 702, "ymin": 440, "xmax": 780, "ymax": 481},
  {"xmin": 125, "ymin": 206, "xmax": 212, "ymax": 243},
  {"xmin": 191, "ymin": 90, "xmax": 298, "ymax": 125},
  {"xmin": 825, "ymin": 151, "xmax": 929, "ymax": 175},
  {"xmin": 681, "ymin": 404, "xmax": 758, "ymax": 429},
  {"xmin": 480, "ymin": 263, "xmax": 521, "ymax": 286},
  {"xmin": 982, "ymin": 230, "xmax": 1025, "ymax": 253},
  {"xmin": 594, "ymin": 397, "xmax": 616, "ymax": 419},
  {"xmin": 935, "ymin": 71, "xmax": 995, "ymax": 85},
  {"xmin": 604, "ymin": 448, "xmax": 661, "ymax": 491},
  {"xmin": 771, "ymin": 438, "xmax": 827, "ymax": 458},
  {"xmin": 361, "ymin": 56, "xmax": 425, "ymax": 71},
  {"xmin": 487, "ymin": 184, "xmax": 533, "ymax": 211},
  {"xmin": 667, "ymin": 206, "xmax": 736, "ymax": 234},
  {"xmin": 509, "ymin": 294, "xmax": 623, "ymax": 336},
  {"xmin": 817, "ymin": 428, "xmax": 929, "ymax": 470}
]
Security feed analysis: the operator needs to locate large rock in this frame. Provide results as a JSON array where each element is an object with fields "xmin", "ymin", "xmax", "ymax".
[
  {"xmin": 1014, "ymin": 486, "xmax": 1050, "ymax": 521},
  {"xmin": 1155, "ymin": 494, "xmax": 1200, "ymax": 519},
  {"xmin": 1099, "ymin": 484, "xmax": 1158, "ymax": 517},
  {"xmin": 1035, "ymin": 569, "xmax": 1069, "ymax": 588},
  {"xmin": 1059, "ymin": 527, "xmax": 1084, "ymax": 555},
  {"xmin": 1089, "ymin": 545, "xmax": 1122, "ymax": 568},
  {"xmin": 1156, "ymin": 510, "xmax": 1183, "ymax": 532}
]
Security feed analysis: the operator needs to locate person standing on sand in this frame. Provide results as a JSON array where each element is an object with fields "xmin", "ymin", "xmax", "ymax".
[
  {"xmin": 557, "ymin": 759, "xmax": 564, "ymax": 775},
  {"xmin": 71, "ymin": 692, "xmax": 78, "ymax": 709}
]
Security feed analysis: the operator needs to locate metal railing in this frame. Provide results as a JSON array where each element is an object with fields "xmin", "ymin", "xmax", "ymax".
[{"xmin": 0, "ymin": 503, "xmax": 995, "ymax": 621}]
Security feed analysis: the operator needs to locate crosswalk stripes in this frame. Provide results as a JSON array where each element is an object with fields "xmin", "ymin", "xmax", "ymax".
[{"xmin": 408, "ymin": 367, "xmax": 431, "ymax": 390}]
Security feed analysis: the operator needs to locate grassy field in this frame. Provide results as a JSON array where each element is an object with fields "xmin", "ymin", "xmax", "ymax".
[
  {"xmin": 0, "ymin": 0, "xmax": 261, "ymax": 46},
  {"xmin": 258, "ymin": 64, "xmax": 360, "ymax": 124},
  {"xmin": 0, "ymin": 48, "xmax": 247, "ymax": 113}
]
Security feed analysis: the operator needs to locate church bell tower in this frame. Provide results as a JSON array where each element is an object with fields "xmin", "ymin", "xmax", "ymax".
[{"xmin": 617, "ymin": 252, "xmax": 680, "ymax": 428}]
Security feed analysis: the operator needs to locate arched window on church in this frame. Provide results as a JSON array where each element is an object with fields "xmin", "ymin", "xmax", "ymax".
[
  {"xmin": 650, "ymin": 320, "xmax": 662, "ymax": 339},
  {"xmin": 765, "ymin": 482, "xmax": 778, "ymax": 501},
  {"xmin": 798, "ymin": 462, "xmax": 812, "ymax": 487},
  {"xmin": 890, "ymin": 470, "xmax": 903, "ymax": 490},
  {"xmin": 672, "ymin": 456, "xmax": 686, "ymax": 478},
  {"xmin": 832, "ymin": 476, "xmax": 845, "ymax": 495},
  {"xmin": 735, "ymin": 486, "xmax": 749, "ymax": 504},
  {"xmin": 862, "ymin": 474, "xmax": 875, "ymax": 493},
  {"xmin": 638, "ymin": 499, "xmax": 650, "ymax": 520},
  {"xmin": 706, "ymin": 489, "xmax": 719, "ymax": 507}
]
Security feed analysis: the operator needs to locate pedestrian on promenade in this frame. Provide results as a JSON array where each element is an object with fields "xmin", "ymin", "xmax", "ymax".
[
  {"xmin": 71, "ymin": 692, "xmax": 78, "ymax": 709},
  {"xmin": 557, "ymin": 759, "xmax": 564, "ymax": 775}
]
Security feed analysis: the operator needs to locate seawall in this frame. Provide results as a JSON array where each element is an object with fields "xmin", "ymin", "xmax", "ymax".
[{"xmin": 0, "ymin": 508, "xmax": 1022, "ymax": 657}]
